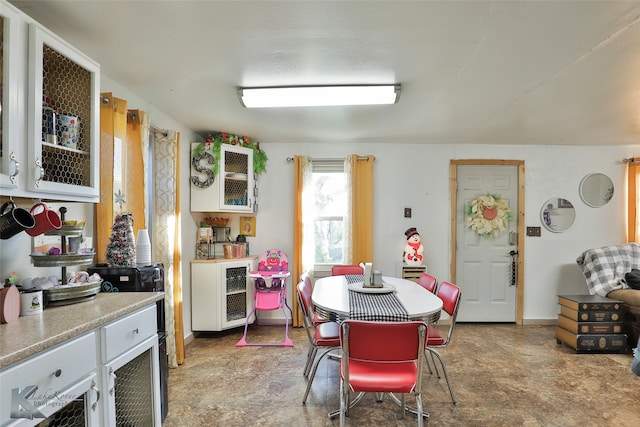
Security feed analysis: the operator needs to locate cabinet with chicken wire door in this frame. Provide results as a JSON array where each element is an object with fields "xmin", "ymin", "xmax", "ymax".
[
  {"xmin": 26, "ymin": 24, "xmax": 100, "ymax": 201},
  {"xmin": 191, "ymin": 143, "xmax": 255, "ymax": 212},
  {"xmin": 100, "ymin": 305, "xmax": 161, "ymax": 426},
  {"xmin": 191, "ymin": 258, "xmax": 257, "ymax": 331},
  {"xmin": 0, "ymin": 4, "xmax": 100, "ymax": 202}
]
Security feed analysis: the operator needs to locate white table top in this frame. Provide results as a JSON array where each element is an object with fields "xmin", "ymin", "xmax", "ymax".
[{"xmin": 312, "ymin": 275, "xmax": 443, "ymax": 323}]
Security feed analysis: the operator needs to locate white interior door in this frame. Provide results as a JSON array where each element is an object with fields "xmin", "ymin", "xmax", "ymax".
[{"xmin": 455, "ymin": 165, "xmax": 518, "ymax": 322}]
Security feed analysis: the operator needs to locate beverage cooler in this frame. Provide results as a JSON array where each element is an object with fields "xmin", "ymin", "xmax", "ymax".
[{"xmin": 87, "ymin": 263, "xmax": 169, "ymax": 422}]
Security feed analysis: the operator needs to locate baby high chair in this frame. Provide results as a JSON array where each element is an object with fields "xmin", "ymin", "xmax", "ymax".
[{"xmin": 236, "ymin": 249, "xmax": 294, "ymax": 347}]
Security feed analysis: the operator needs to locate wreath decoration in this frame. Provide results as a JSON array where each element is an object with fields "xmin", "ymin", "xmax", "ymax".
[
  {"xmin": 192, "ymin": 132, "xmax": 268, "ymax": 179},
  {"xmin": 465, "ymin": 193, "xmax": 513, "ymax": 238}
]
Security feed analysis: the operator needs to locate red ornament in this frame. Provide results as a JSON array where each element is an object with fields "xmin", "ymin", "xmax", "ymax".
[{"xmin": 482, "ymin": 208, "xmax": 497, "ymax": 220}]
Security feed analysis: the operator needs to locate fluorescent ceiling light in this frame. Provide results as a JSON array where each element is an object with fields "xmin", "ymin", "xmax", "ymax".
[{"xmin": 238, "ymin": 84, "xmax": 401, "ymax": 108}]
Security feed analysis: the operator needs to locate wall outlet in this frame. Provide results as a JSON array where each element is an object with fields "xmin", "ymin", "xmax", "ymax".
[
  {"xmin": 526, "ymin": 226, "xmax": 541, "ymax": 237},
  {"xmin": 404, "ymin": 208, "xmax": 412, "ymax": 218}
]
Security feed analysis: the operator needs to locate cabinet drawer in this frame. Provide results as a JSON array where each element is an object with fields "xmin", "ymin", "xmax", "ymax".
[
  {"xmin": 102, "ymin": 305, "xmax": 157, "ymax": 362},
  {"xmin": 0, "ymin": 332, "xmax": 97, "ymax": 422}
]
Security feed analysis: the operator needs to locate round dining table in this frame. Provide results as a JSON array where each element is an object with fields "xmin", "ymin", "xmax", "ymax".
[{"xmin": 312, "ymin": 275, "xmax": 442, "ymax": 323}]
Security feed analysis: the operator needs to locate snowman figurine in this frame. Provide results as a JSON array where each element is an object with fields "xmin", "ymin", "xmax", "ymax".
[{"xmin": 403, "ymin": 227, "xmax": 424, "ymax": 266}]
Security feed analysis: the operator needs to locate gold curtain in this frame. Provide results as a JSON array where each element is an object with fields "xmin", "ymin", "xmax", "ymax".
[
  {"xmin": 153, "ymin": 129, "xmax": 185, "ymax": 366},
  {"xmin": 125, "ymin": 109, "xmax": 150, "ymax": 235},
  {"xmin": 350, "ymin": 155, "xmax": 375, "ymax": 263},
  {"xmin": 291, "ymin": 155, "xmax": 306, "ymax": 327},
  {"xmin": 96, "ymin": 93, "xmax": 127, "ymax": 263},
  {"xmin": 628, "ymin": 158, "xmax": 640, "ymax": 242}
]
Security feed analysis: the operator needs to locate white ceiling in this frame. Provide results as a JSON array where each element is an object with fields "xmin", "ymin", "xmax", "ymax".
[{"xmin": 9, "ymin": 0, "xmax": 640, "ymax": 146}]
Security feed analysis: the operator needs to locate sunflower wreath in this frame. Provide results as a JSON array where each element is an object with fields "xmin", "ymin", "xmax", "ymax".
[{"xmin": 465, "ymin": 193, "xmax": 513, "ymax": 238}]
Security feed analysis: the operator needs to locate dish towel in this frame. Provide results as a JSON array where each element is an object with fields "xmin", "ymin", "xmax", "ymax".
[{"xmin": 345, "ymin": 275, "xmax": 409, "ymax": 321}]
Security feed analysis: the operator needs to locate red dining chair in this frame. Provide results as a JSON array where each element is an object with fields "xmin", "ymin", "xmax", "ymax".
[
  {"xmin": 300, "ymin": 272, "xmax": 326, "ymax": 326},
  {"xmin": 418, "ymin": 272, "xmax": 438, "ymax": 294},
  {"xmin": 296, "ymin": 278, "xmax": 341, "ymax": 404},
  {"xmin": 339, "ymin": 320, "xmax": 428, "ymax": 427},
  {"xmin": 424, "ymin": 280, "xmax": 461, "ymax": 404},
  {"xmin": 331, "ymin": 265, "xmax": 364, "ymax": 276}
]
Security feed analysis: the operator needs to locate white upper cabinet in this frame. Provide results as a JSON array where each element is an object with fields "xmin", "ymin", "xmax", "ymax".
[
  {"xmin": 0, "ymin": 1, "xmax": 100, "ymax": 202},
  {"xmin": 191, "ymin": 143, "xmax": 255, "ymax": 213},
  {"xmin": 0, "ymin": 3, "xmax": 25, "ymax": 190}
]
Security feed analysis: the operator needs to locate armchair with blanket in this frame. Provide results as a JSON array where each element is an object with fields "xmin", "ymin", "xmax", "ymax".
[{"xmin": 576, "ymin": 243, "xmax": 640, "ymax": 346}]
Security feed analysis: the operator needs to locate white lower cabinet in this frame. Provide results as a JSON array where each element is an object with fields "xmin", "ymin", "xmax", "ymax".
[
  {"xmin": 0, "ymin": 332, "xmax": 101, "ymax": 426},
  {"xmin": 191, "ymin": 259, "xmax": 256, "ymax": 331},
  {"xmin": 100, "ymin": 305, "xmax": 161, "ymax": 427},
  {"xmin": 0, "ymin": 304, "xmax": 160, "ymax": 426}
]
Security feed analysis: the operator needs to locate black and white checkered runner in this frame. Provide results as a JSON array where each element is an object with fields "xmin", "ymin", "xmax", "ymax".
[{"xmin": 345, "ymin": 275, "xmax": 409, "ymax": 322}]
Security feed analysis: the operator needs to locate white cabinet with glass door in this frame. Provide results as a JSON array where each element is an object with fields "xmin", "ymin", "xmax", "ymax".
[
  {"xmin": 26, "ymin": 23, "xmax": 100, "ymax": 201},
  {"xmin": 191, "ymin": 258, "xmax": 256, "ymax": 331},
  {"xmin": 191, "ymin": 143, "xmax": 255, "ymax": 212},
  {"xmin": 0, "ymin": 1, "xmax": 100, "ymax": 202}
]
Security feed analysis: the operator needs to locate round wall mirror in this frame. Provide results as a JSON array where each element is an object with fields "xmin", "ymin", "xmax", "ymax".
[
  {"xmin": 579, "ymin": 173, "xmax": 614, "ymax": 207},
  {"xmin": 541, "ymin": 198, "xmax": 576, "ymax": 233}
]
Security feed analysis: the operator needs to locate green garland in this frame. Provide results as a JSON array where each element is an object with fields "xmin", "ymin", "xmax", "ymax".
[{"xmin": 193, "ymin": 132, "xmax": 268, "ymax": 177}]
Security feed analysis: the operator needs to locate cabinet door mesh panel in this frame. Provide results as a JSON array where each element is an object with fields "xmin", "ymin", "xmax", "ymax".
[
  {"xmin": 41, "ymin": 44, "xmax": 93, "ymax": 187},
  {"xmin": 37, "ymin": 398, "xmax": 85, "ymax": 427},
  {"xmin": 226, "ymin": 266, "xmax": 247, "ymax": 320},
  {"xmin": 223, "ymin": 151, "xmax": 249, "ymax": 205},
  {"xmin": 115, "ymin": 349, "xmax": 154, "ymax": 427}
]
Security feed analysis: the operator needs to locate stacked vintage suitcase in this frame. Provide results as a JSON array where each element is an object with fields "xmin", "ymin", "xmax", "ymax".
[{"xmin": 555, "ymin": 294, "xmax": 628, "ymax": 353}]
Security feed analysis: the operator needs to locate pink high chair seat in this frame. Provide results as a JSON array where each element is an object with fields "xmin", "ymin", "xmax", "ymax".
[{"xmin": 236, "ymin": 249, "xmax": 293, "ymax": 347}]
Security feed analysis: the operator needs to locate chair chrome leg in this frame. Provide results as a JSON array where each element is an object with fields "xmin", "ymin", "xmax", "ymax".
[
  {"xmin": 303, "ymin": 347, "xmax": 317, "ymax": 378},
  {"xmin": 427, "ymin": 348, "xmax": 458, "ymax": 404},
  {"xmin": 302, "ymin": 347, "xmax": 339, "ymax": 404}
]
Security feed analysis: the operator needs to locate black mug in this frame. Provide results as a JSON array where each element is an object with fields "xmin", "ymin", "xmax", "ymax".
[{"xmin": 0, "ymin": 201, "xmax": 36, "ymax": 239}]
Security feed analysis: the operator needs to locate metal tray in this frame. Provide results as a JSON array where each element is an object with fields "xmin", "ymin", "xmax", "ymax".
[
  {"xmin": 44, "ymin": 225, "xmax": 85, "ymax": 237},
  {"xmin": 42, "ymin": 280, "xmax": 102, "ymax": 303},
  {"xmin": 44, "ymin": 281, "xmax": 102, "ymax": 303},
  {"xmin": 30, "ymin": 253, "xmax": 95, "ymax": 267}
]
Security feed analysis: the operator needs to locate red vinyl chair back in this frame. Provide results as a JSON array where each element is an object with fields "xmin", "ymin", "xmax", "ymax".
[
  {"xmin": 331, "ymin": 265, "xmax": 364, "ymax": 276},
  {"xmin": 297, "ymin": 275, "xmax": 314, "ymax": 321},
  {"xmin": 339, "ymin": 320, "xmax": 427, "ymax": 426},
  {"xmin": 438, "ymin": 281, "xmax": 461, "ymax": 321},
  {"xmin": 417, "ymin": 273, "xmax": 438, "ymax": 293}
]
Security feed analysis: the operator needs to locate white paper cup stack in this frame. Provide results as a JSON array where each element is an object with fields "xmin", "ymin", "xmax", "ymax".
[{"xmin": 136, "ymin": 229, "xmax": 151, "ymax": 266}]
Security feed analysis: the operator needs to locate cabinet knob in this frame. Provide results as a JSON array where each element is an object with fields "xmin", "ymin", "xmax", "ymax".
[
  {"xmin": 53, "ymin": 369, "xmax": 62, "ymax": 377},
  {"xmin": 133, "ymin": 328, "xmax": 139, "ymax": 334}
]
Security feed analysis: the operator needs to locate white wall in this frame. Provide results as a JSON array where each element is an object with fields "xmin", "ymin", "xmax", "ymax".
[
  {"xmin": 252, "ymin": 142, "xmax": 638, "ymax": 324},
  {"xmin": 2, "ymin": 71, "xmax": 637, "ymax": 339}
]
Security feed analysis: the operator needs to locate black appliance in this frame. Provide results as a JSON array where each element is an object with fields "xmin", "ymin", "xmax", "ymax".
[{"xmin": 88, "ymin": 263, "xmax": 169, "ymax": 422}]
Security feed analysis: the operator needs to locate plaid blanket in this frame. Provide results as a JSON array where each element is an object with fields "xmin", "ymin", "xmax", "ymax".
[
  {"xmin": 576, "ymin": 243, "xmax": 640, "ymax": 296},
  {"xmin": 345, "ymin": 274, "xmax": 409, "ymax": 321}
]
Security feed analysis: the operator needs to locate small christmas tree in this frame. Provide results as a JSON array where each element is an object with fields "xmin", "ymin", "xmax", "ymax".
[{"xmin": 106, "ymin": 213, "xmax": 136, "ymax": 267}]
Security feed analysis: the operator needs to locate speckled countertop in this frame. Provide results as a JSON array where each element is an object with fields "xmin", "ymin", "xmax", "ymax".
[{"xmin": 0, "ymin": 292, "xmax": 164, "ymax": 369}]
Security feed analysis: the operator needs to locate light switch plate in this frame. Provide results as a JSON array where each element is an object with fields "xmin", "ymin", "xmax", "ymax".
[
  {"xmin": 526, "ymin": 226, "xmax": 541, "ymax": 237},
  {"xmin": 404, "ymin": 208, "xmax": 412, "ymax": 218}
]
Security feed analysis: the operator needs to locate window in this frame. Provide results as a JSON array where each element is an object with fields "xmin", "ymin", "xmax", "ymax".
[{"xmin": 311, "ymin": 160, "xmax": 347, "ymax": 265}]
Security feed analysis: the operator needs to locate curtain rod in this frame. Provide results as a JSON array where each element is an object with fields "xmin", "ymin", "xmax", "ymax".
[
  {"xmin": 623, "ymin": 158, "xmax": 640, "ymax": 163},
  {"xmin": 286, "ymin": 156, "xmax": 372, "ymax": 162}
]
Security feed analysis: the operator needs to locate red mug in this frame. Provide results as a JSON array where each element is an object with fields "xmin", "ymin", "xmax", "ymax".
[{"xmin": 27, "ymin": 202, "xmax": 62, "ymax": 237}]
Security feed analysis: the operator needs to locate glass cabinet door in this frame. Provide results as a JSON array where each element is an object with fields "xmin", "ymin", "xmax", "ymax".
[
  {"xmin": 27, "ymin": 24, "xmax": 100, "ymax": 201},
  {"xmin": 219, "ymin": 144, "xmax": 254, "ymax": 212}
]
